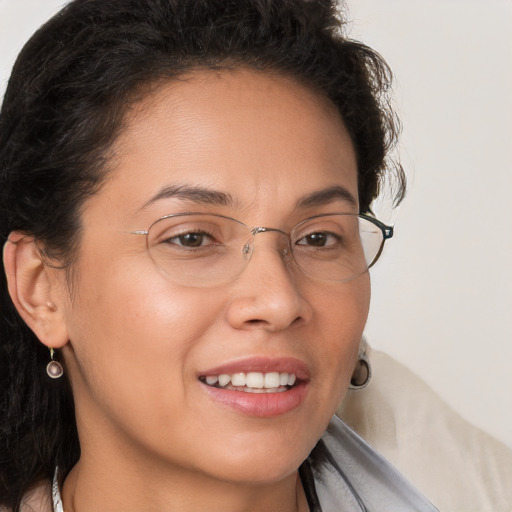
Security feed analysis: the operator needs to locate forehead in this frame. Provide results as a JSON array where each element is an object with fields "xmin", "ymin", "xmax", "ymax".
[{"xmin": 100, "ymin": 68, "xmax": 358, "ymax": 220}]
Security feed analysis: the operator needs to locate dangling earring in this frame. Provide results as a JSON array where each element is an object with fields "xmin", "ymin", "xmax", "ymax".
[
  {"xmin": 46, "ymin": 348, "xmax": 64, "ymax": 379},
  {"xmin": 349, "ymin": 351, "xmax": 371, "ymax": 390}
]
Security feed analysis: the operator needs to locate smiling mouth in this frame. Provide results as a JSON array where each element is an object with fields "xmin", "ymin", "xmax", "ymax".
[{"xmin": 199, "ymin": 371, "xmax": 298, "ymax": 393}]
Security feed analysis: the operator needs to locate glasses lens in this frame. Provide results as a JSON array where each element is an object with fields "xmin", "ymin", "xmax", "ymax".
[
  {"xmin": 146, "ymin": 213, "xmax": 249, "ymax": 287},
  {"xmin": 145, "ymin": 213, "xmax": 387, "ymax": 286},
  {"xmin": 290, "ymin": 214, "xmax": 384, "ymax": 282},
  {"xmin": 359, "ymin": 216, "xmax": 386, "ymax": 269}
]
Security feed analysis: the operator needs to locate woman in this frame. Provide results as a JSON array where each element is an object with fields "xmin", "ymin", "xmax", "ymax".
[{"xmin": 0, "ymin": 1, "xmax": 437, "ymax": 510}]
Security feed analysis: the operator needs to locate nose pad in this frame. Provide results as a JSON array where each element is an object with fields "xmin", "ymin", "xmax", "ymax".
[
  {"xmin": 275, "ymin": 238, "xmax": 294, "ymax": 270},
  {"xmin": 242, "ymin": 240, "xmax": 253, "ymax": 258},
  {"xmin": 277, "ymin": 243, "xmax": 293, "ymax": 270},
  {"xmin": 242, "ymin": 229, "xmax": 292, "ymax": 266}
]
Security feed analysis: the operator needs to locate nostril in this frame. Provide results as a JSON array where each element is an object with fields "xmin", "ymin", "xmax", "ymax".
[
  {"xmin": 243, "ymin": 315, "xmax": 302, "ymax": 330},
  {"xmin": 290, "ymin": 316, "xmax": 302, "ymax": 326}
]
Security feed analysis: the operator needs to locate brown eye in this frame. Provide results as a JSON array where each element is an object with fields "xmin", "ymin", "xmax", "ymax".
[
  {"xmin": 164, "ymin": 231, "xmax": 214, "ymax": 248},
  {"xmin": 302, "ymin": 233, "xmax": 327, "ymax": 246},
  {"xmin": 177, "ymin": 233, "xmax": 206, "ymax": 247},
  {"xmin": 296, "ymin": 232, "xmax": 339, "ymax": 247}
]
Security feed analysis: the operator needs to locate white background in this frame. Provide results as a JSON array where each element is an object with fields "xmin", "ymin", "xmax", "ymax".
[{"xmin": 1, "ymin": 0, "xmax": 511, "ymax": 449}]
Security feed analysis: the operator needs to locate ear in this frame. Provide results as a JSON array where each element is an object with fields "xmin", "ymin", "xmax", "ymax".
[{"xmin": 3, "ymin": 232, "xmax": 69, "ymax": 349}]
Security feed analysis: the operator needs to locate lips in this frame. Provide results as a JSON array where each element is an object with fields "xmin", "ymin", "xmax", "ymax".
[{"xmin": 198, "ymin": 357, "xmax": 310, "ymax": 417}]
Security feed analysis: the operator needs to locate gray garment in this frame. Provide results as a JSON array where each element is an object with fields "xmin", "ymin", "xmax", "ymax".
[
  {"xmin": 51, "ymin": 416, "xmax": 438, "ymax": 512},
  {"xmin": 312, "ymin": 415, "xmax": 438, "ymax": 511}
]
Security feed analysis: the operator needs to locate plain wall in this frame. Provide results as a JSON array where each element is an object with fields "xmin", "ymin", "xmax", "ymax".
[
  {"xmin": 1, "ymin": 0, "xmax": 511, "ymax": 449},
  {"xmin": 349, "ymin": 0, "xmax": 512, "ymax": 450}
]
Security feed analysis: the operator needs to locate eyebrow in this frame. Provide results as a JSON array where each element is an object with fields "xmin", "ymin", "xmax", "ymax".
[
  {"xmin": 139, "ymin": 184, "xmax": 235, "ymax": 210},
  {"xmin": 139, "ymin": 183, "xmax": 357, "ymax": 212},
  {"xmin": 295, "ymin": 185, "xmax": 357, "ymax": 210}
]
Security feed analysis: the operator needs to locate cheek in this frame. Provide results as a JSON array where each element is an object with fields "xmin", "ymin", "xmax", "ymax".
[
  {"xmin": 312, "ymin": 272, "xmax": 370, "ymax": 342},
  {"xmin": 62, "ymin": 254, "xmax": 224, "ymax": 420},
  {"xmin": 68, "ymin": 245, "xmax": 216, "ymax": 340},
  {"xmin": 309, "ymin": 274, "xmax": 370, "ymax": 400},
  {"xmin": 318, "ymin": 275, "xmax": 370, "ymax": 328}
]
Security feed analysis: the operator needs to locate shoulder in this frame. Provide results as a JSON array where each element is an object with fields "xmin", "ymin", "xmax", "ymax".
[
  {"xmin": 338, "ymin": 349, "xmax": 512, "ymax": 511},
  {"xmin": 317, "ymin": 415, "xmax": 438, "ymax": 511}
]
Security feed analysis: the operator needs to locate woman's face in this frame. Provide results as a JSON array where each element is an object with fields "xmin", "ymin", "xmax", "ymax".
[{"xmin": 56, "ymin": 69, "xmax": 370, "ymax": 485}]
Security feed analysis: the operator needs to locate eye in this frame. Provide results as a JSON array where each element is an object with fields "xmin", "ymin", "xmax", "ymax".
[
  {"xmin": 164, "ymin": 230, "xmax": 216, "ymax": 248},
  {"xmin": 296, "ymin": 231, "xmax": 340, "ymax": 248}
]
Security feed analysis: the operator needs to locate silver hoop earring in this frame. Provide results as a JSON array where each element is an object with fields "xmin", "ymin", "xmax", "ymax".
[
  {"xmin": 349, "ymin": 352, "xmax": 371, "ymax": 390},
  {"xmin": 46, "ymin": 348, "xmax": 64, "ymax": 379}
]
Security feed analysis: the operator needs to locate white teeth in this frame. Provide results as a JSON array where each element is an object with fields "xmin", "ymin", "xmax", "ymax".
[
  {"xmin": 204, "ymin": 371, "xmax": 298, "ymax": 390},
  {"xmin": 231, "ymin": 373, "xmax": 246, "ymax": 386},
  {"xmin": 264, "ymin": 372, "xmax": 280, "ymax": 388},
  {"xmin": 218, "ymin": 374, "xmax": 231, "ymax": 387},
  {"xmin": 246, "ymin": 372, "xmax": 264, "ymax": 388}
]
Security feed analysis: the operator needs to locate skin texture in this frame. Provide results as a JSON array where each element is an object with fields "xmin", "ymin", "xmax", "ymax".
[{"xmin": 6, "ymin": 69, "xmax": 370, "ymax": 511}]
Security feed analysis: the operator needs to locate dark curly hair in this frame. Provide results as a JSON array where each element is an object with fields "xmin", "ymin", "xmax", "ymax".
[{"xmin": 0, "ymin": 0, "xmax": 404, "ymax": 508}]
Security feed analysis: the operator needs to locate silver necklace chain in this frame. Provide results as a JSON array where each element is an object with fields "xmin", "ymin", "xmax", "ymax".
[{"xmin": 52, "ymin": 468, "xmax": 64, "ymax": 512}]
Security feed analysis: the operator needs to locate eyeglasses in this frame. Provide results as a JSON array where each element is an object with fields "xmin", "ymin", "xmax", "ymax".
[{"xmin": 132, "ymin": 212, "xmax": 393, "ymax": 287}]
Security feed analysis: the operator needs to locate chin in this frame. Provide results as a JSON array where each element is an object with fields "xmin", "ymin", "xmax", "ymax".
[
  {"xmin": 195, "ymin": 432, "xmax": 315, "ymax": 485},
  {"xmin": 210, "ymin": 456, "xmax": 304, "ymax": 486}
]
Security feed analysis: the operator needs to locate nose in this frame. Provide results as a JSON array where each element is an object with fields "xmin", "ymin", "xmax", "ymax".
[{"xmin": 226, "ymin": 232, "xmax": 313, "ymax": 332}]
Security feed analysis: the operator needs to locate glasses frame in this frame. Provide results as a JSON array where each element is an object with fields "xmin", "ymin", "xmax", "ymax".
[
  {"xmin": 131, "ymin": 212, "xmax": 394, "ymax": 284},
  {"xmin": 357, "ymin": 213, "xmax": 394, "ymax": 269}
]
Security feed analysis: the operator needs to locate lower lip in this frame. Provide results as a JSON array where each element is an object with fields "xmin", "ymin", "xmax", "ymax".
[{"xmin": 201, "ymin": 381, "xmax": 309, "ymax": 417}]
